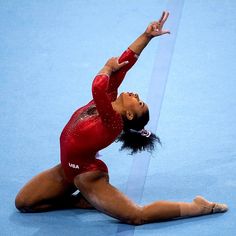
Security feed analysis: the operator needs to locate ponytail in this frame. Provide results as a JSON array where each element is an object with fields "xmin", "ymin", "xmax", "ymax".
[
  {"xmin": 116, "ymin": 129, "xmax": 161, "ymax": 154},
  {"xmin": 117, "ymin": 109, "xmax": 161, "ymax": 154}
]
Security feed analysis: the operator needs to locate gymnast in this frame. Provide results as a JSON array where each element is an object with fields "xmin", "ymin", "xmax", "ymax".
[{"xmin": 15, "ymin": 11, "xmax": 227, "ymax": 225}]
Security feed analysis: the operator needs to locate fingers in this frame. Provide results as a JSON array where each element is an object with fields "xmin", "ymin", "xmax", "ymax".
[
  {"xmin": 158, "ymin": 11, "xmax": 169, "ymax": 28},
  {"xmin": 106, "ymin": 57, "xmax": 129, "ymax": 72},
  {"xmin": 161, "ymin": 30, "xmax": 170, "ymax": 35},
  {"xmin": 158, "ymin": 11, "xmax": 165, "ymax": 22},
  {"xmin": 118, "ymin": 60, "xmax": 129, "ymax": 68},
  {"xmin": 162, "ymin": 11, "xmax": 169, "ymax": 24},
  {"xmin": 151, "ymin": 11, "xmax": 169, "ymax": 30}
]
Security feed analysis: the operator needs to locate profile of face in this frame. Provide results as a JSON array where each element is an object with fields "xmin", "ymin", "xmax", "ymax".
[{"xmin": 119, "ymin": 92, "xmax": 149, "ymax": 120}]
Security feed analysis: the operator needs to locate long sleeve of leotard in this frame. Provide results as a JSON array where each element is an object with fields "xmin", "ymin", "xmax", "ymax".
[
  {"xmin": 92, "ymin": 48, "xmax": 138, "ymax": 125},
  {"xmin": 92, "ymin": 74, "xmax": 119, "ymax": 126},
  {"xmin": 107, "ymin": 48, "xmax": 139, "ymax": 93}
]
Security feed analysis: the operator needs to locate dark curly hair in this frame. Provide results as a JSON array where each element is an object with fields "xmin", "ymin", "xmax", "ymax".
[{"xmin": 116, "ymin": 109, "xmax": 161, "ymax": 154}]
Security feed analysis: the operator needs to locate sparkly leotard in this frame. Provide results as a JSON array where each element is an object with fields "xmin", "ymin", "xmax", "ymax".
[{"xmin": 60, "ymin": 48, "xmax": 138, "ymax": 182}]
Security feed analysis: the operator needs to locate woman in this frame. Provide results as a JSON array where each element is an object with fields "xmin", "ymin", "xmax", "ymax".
[{"xmin": 15, "ymin": 11, "xmax": 227, "ymax": 225}]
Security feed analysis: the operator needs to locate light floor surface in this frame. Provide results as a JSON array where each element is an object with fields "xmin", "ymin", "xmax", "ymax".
[{"xmin": 0, "ymin": 1, "xmax": 235, "ymax": 235}]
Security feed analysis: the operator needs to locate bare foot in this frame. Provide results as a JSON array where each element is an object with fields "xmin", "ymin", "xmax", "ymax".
[{"xmin": 193, "ymin": 196, "xmax": 228, "ymax": 215}]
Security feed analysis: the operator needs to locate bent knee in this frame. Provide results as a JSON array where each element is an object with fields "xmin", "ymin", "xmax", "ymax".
[
  {"xmin": 126, "ymin": 218, "xmax": 143, "ymax": 225},
  {"xmin": 123, "ymin": 208, "xmax": 145, "ymax": 225},
  {"xmin": 15, "ymin": 194, "xmax": 35, "ymax": 213},
  {"xmin": 125, "ymin": 215, "xmax": 144, "ymax": 225}
]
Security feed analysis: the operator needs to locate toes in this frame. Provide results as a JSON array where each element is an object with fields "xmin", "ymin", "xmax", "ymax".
[{"xmin": 212, "ymin": 203, "xmax": 228, "ymax": 213}]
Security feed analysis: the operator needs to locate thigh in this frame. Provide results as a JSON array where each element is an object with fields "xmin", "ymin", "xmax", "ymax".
[
  {"xmin": 16, "ymin": 164, "xmax": 76, "ymax": 206},
  {"xmin": 74, "ymin": 171, "xmax": 142, "ymax": 224}
]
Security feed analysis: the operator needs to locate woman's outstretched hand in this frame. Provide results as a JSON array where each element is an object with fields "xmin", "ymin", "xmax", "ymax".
[{"xmin": 145, "ymin": 11, "xmax": 170, "ymax": 38}]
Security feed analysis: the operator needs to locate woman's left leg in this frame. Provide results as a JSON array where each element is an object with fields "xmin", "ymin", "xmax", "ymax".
[{"xmin": 74, "ymin": 171, "xmax": 227, "ymax": 225}]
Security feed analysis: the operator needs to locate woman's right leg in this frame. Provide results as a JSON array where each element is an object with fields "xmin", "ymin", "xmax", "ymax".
[
  {"xmin": 74, "ymin": 171, "xmax": 228, "ymax": 225},
  {"xmin": 15, "ymin": 164, "xmax": 94, "ymax": 212}
]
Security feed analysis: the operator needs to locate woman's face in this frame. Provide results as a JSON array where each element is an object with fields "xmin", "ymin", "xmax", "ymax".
[{"xmin": 120, "ymin": 92, "xmax": 148, "ymax": 118}]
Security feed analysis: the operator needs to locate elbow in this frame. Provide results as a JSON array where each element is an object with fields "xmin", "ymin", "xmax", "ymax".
[{"xmin": 92, "ymin": 74, "xmax": 109, "ymax": 95}]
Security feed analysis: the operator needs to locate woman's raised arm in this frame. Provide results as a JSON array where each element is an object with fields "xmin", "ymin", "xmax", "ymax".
[{"xmin": 95, "ymin": 11, "xmax": 170, "ymax": 92}]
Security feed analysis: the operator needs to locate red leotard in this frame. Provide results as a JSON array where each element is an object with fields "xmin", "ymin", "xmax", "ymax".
[{"xmin": 60, "ymin": 48, "xmax": 138, "ymax": 182}]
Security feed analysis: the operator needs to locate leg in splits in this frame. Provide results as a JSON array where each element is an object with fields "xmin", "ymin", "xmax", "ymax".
[
  {"xmin": 74, "ymin": 171, "xmax": 227, "ymax": 225},
  {"xmin": 15, "ymin": 164, "xmax": 94, "ymax": 212}
]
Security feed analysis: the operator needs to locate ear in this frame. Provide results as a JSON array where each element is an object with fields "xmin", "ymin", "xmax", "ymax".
[{"xmin": 126, "ymin": 110, "xmax": 134, "ymax": 121}]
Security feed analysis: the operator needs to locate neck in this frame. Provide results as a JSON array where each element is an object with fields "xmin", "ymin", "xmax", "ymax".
[{"xmin": 111, "ymin": 100, "xmax": 124, "ymax": 115}]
